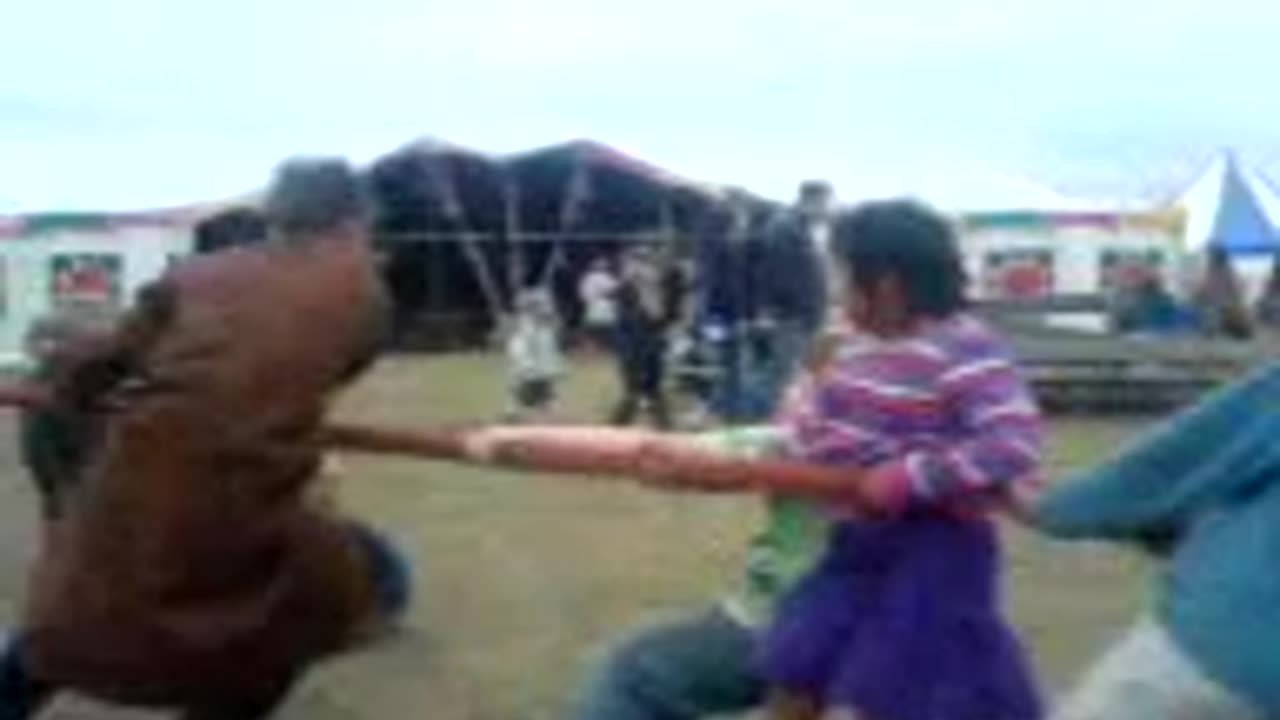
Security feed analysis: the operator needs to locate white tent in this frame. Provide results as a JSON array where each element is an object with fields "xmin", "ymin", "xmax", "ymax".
[
  {"xmin": 1174, "ymin": 151, "xmax": 1280, "ymax": 255},
  {"xmin": 824, "ymin": 162, "xmax": 1102, "ymax": 213},
  {"xmin": 1172, "ymin": 151, "xmax": 1280, "ymax": 299}
]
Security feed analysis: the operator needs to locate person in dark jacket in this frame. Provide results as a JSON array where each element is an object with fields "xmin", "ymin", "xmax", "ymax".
[
  {"xmin": 1253, "ymin": 253, "xmax": 1280, "ymax": 333},
  {"xmin": 0, "ymin": 160, "xmax": 410, "ymax": 720},
  {"xmin": 17, "ymin": 306, "xmax": 120, "ymax": 522},
  {"xmin": 1109, "ymin": 268, "xmax": 1195, "ymax": 336},
  {"xmin": 695, "ymin": 190, "xmax": 768, "ymax": 421},
  {"xmin": 749, "ymin": 181, "xmax": 832, "ymax": 413},
  {"xmin": 695, "ymin": 189, "xmax": 760, "ymax": 332},
  {"xmin": 1193, "ymin": 247, "xmax": 1252, "ymax": 339},
  {"xmin": 697, "ymin": 183, "xmax": 831, "ymax": 423},
  {"xmin": 610, "ymin": 246, "xmax": 674, "ymax": 429},
  {"xmin": 15, "ymin": 207, "xmax": 273, "ymax": 524}
]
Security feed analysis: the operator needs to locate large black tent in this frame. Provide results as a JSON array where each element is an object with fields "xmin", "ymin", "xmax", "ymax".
[
  {"xmin": 369, "ymin": 139, "xmax": 508, "ymax": 345},
  {"xmin": 368, "ymin": 138, "xmax": 728, "ymax": 348},
  {"xmin": 503, "ymin": 139, "xmax": 716, "ymax": 234}
]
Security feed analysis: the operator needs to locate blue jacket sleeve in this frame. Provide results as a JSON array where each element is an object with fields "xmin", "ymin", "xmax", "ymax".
[{"xmin": 1034, "ymin": 363, "xmax": 1280, "ymax": 540}]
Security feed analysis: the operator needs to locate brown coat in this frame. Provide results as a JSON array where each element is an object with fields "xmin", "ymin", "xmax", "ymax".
[{"xmin": 23, "ymin": 234, "xmax": 389, "ymax": 704}]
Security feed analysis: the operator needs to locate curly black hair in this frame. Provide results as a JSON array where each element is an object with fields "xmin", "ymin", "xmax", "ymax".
[{"xmin": 831, "ymin": 199, "xmax": 968, "ymax": 317}]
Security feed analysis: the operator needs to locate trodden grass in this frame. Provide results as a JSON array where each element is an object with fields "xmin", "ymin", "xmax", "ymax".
[{"xmin": 0, "ymin": 354, "xmax": 1152, "ymax": 719}]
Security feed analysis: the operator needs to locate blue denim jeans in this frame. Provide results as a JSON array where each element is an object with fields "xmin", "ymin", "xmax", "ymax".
[
  {"xmin": 570, "ymin": 607, "xmax": 764, "ymax": 720},
  {"xmin": 346, "ymin": 521, "xmax": 413, "ymax": 625},
  {"xmin": 710, "ymin": 335, "xmax": 751, "ymax": 422},
  {"xmin": 0, "ymin": 635, "xmax": 49, "ymax": 720},
  {"xmin": 712, "ymin": 320, "xmax": 813, "ymax": 423},
  {"xmin": 752, "ymin": 320, "xmax": 812, "ymax": 415}
]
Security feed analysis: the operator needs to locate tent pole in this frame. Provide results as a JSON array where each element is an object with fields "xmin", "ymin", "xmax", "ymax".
[
  {"xmin": 660, "ymin": 196, "xmax": 677, "ymax": 254},
  {"xmin": 428, "ymin": 159, "xmax": 506, "ymax": 333},
  {"xmin": 456, "ymin": 231, "xmax": 505, "ymax": 330},
  {"xmin": 540, "ymin": 155, "xmax": 590, "ymax": 289},
  {"xmin": 504, "ymin": 177, "xmax": 524, "ymax": 303}
]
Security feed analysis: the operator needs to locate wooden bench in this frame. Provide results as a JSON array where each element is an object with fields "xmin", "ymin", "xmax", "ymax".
[{"xmin": 980, "ymin": 300, "xmax": 1272, "ymax": 414}]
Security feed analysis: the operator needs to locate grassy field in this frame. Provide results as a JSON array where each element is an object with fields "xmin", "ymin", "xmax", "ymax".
[{"xmin": 0, "ymin": 354, "xmax": 1154, "ymax": 719}]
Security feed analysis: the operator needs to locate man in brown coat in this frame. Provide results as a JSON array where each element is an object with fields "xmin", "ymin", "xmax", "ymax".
[{"xmin": 0, "ymin": 159, "xmax": 411, "ymax": 719}]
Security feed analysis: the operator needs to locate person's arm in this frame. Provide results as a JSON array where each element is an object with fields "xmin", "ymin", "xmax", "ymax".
[
  {"xmin": 1032, "ymin": 363, "xmax": 1280, "ymax": 540},
  {"xmin": 862, "ymin": 355, "xmax": 1045, "ymax": 513},
  {"xmin": 48, "ymin": 282, "xmax": 177, "ymax": 411}
]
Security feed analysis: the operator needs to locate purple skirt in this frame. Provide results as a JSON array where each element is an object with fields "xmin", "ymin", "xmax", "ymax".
[{"xmin": 759, "ymin": 514, "xmax": 1042, "ymax": 720}]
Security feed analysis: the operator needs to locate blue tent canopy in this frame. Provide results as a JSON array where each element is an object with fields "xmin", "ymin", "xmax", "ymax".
[{"xmin": 1208, "ymin": 157, "xmax": 1280, "ymax": 256}]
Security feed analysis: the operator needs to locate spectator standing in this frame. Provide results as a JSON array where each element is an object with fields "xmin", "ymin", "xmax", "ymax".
[
  {"xmin": 1194, "ymin": 247, "xmax": 1252, "ymax": 339},
  {"xmin": 578, "ymin": 257, "xmax": 619, "ymax": 352},
  {"xmin": 505, "ymin": 288, "xmax": 565, "ymax": 422},
  {"xmin": 695, "ymin": 190, "xmax": 761, "ymax": 421},
  {"xmin": 610, "ymin": 246, "xmax": 672, "ymax": 429},
  {"xmin": 748, "ymin": 181, "xmax": 833, "ymax": 415},
  {"xmin": 1109, "ymin": 268, "xmax": 1193, "ymax": 336},
  {"xmin": 565, "ymin": 186, "xmax": 834, "ymax": 720},
  {"xmin": 1253, "ymin": 254, "xmax": 1280, "ymax": 333}
]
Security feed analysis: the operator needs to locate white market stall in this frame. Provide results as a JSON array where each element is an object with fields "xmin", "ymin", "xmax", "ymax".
[
  {"xmin": 0, "ymin": 213, "xmax": 193, "ymax": 367},
  {"xmin": 958, "ymin": 210, "xmax": 1187, "ymax": 301},
  {"xmin": 824, "ymin": 162, "xmax": 1184, "ymax": 301}
]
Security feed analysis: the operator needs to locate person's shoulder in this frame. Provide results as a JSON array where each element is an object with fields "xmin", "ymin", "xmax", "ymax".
[
  {"xmin": 825, "ymin": 332, "xmax": 950, "ymax": 383},
  {"xmin": 931, "ymin": 312, "xmax": 1008, "ymax": 348},
  {"xmin": 926, "ymin": 315, "xmax": 1034, "ymax": 393},
  {"xmin": 928, "ymin": 313, "xmax": 1014, "ymax": 357}
]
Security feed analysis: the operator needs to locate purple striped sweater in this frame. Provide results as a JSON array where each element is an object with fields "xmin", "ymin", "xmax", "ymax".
[{"xmin": 780, "ymin": 314, "xmax": 1044, "ymax": 515}]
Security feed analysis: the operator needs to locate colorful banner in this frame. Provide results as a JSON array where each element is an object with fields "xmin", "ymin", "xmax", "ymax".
[
  {"xmin": 961, "ymin": 209, "xmax": 1186, "ymax": 236},
  {"xmin": 962, "ymin": 212, "xmax": 1118, "ymax": 232},
  {"xmin": 1099, "ymin": 248, "xmax": 1165, "ymax": 292},
  {"xmin": 1122, "ymin": 209, "xmax": 1186, "ymax": 234},
  {"xmin": 981, "ymin": 249, "xmax": 1055, "ymax": 299},
  {"xmin": 0, "ymin": 212, "xmax": 189, "ymax": 240},
  {"xmin": 50, "ymin": 253, "xmax": 124, "ymax": 309},
  {"xmin": 0, "ymin": 216, "xmax": 23, "ymax": 240}
]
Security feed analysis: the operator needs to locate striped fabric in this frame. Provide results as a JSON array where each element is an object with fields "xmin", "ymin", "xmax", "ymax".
[{"xmin": 782, "ymin": 313, "xmax": 1044, "ymax": 513}]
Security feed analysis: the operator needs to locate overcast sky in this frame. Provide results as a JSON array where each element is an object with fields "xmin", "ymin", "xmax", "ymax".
[{"xmin": 3, "ymin": 0, "xmax": 1279, "ymax": 211}]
